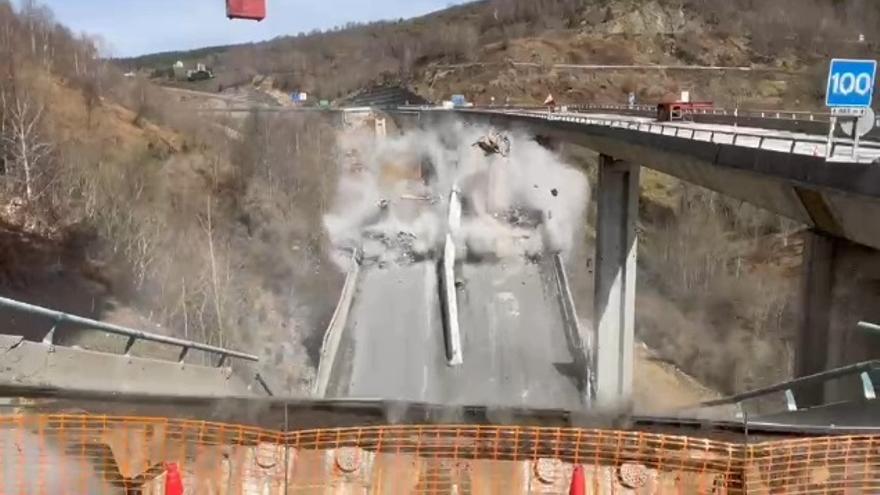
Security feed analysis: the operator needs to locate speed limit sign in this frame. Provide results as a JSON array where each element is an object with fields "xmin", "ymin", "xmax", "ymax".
[{"xmin": 826, "ymin": 59, "xmax": 877, "ymax": 108}]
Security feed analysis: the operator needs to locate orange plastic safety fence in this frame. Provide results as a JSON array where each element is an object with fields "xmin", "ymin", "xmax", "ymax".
[{"xmin": 0, "ymin": 414, "xmax": 878, "ymax": 494}]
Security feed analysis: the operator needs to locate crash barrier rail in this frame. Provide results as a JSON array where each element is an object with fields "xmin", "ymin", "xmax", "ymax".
[
  {"xmin": 458, "ymin": 109, "xmax": 880, "ymax": 162},
  {"xmin": 858, "ymin": 320, "xmax": 880, "ymax": 335},
  {"xmin": 0, "ymin": 296, "xmax": 258, "ymax": 366},
  {"xmin": 567, "ymin": 103, "xmax": 657, "ymax": 114},
  {"xmin": 690, "ymin": 107, "xmax": 832, "ymax": 123},
  {"xmin": 2, "ymin": 413, "xmax": 879, "ymax": 494},
  {"xmin": 567, "ymin": 104, "xmax": 835, "ymax": 123},
  {"xmin": 552, "ymin": 253, "xmax": 593, "ymax": 404},
  {"xmin": 403, "ymin": 103, "xmax": 832, "ymax": 123},
  {"xmin": 313, "ymin": 250, "xmax": 362, "ymax": 397},
  {"xmin": 401, "ymin": 103, "xmax": 880, "ymax": 133},
  {"xmin": 699, "ymin": 360, "xmax": 879, "ymax": 415}
]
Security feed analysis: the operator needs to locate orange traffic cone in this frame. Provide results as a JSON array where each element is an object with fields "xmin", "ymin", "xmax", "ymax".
[
  {"xmin": 569, "ymin": 465, "xmax": 585, "ymax": 495},
  {"xmin": 165, "ymin": 462, "xmax": 184, "ymax": 495}
]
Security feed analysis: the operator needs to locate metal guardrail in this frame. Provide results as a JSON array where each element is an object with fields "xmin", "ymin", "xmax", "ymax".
[
  {"xmin": 511, "ymin": 61, "xmax": 797, "ymax": 73},
  {"xmin": 692, "ymin": 107, "xmax": 832, "ymax": 122},
  {"xmin": 568, "ymin": 103, "xmax": 656, "ymax": 113},
  {"xmin": 857, "ymin": 320, "xmax": 880, "ymax": 335},
  {"xmin": 0, "ymin": 296, "xmax": 258, "ymax": 365},
  {"xmin": 699, "ymin": 360, "xmax": 879, "ymax": 412},
  {"xmin": 552, "ymin": 253, "xmax": 593, "ymax": 404},
  {"xmin": 401, "ymin": 103, "xmax": 843, "ymax": 129},
  {"xmin": 313, "ymin": 249, "xmax": 362, "ymax": 397},
  {"xmin": 568, "ymin": 104, "xmax": 840, "ymax": 125}
]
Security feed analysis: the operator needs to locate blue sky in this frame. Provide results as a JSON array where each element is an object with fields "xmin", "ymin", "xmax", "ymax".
[{"xmin": 18, "ymin": 0, "xmax": 469, "ymax": 57}]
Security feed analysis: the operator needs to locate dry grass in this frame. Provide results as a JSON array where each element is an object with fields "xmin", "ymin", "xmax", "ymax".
[
  {"xmin": 636, "ymin": 173, "xmax": 801, "ymax": 395},
  {"xmin": 1, "ymin": 25, "xmax": 342, "ymax": 394}
]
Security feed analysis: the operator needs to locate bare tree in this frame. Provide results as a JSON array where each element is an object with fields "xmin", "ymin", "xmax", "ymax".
[{"xmin": 0, "ymin": 88, "xmax": 52, "ymax": 202}]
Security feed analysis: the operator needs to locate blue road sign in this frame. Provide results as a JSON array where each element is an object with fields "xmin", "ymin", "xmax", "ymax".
[{"xmin": 826, "ymin": 59, "xmax": 877, "ymax": 108}]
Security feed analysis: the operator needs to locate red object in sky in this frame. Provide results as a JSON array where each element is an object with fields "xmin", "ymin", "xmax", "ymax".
[
  {"xmin": 227, "ymin": 0, "xmax": 266, "ymax": 21},
  {"xmin": 569, "ymin": 465, "xmax": 585, "ymax": 495},
  {"xmin": 164, "ymin": 462, "xmax": 184, "ymax": 495}
]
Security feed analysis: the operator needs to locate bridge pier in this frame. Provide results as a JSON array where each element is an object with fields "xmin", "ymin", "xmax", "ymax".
[
  {"xmin": 593, "ymin": 154, "xmax": 639, "ymax": 409},
  {"xmin": 798, "ymin": 230, "xmax": 880, "ymax": 404}
]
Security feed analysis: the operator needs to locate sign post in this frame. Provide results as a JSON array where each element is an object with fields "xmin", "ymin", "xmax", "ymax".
[{"xmin": 825, "ymin": 58, "xmax": 877, "ymax": 160}]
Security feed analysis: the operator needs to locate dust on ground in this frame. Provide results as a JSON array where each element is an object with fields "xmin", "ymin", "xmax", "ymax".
[{"xmin": 633, "ymin": 342, "xmax": 719, "ymax": 414}]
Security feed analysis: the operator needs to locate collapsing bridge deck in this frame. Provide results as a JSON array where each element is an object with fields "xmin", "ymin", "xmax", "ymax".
[{"xmin": 323, "ymin": 255, "xmax": 589, "ymax": 410}]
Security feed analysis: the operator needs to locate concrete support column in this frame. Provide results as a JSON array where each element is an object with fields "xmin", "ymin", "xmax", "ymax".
[
  {"xmin": 796, "ymin": 230, "xmax": 835, "ymax": 405},
  {"xmin": 593, "ymin": 154, "xmax": 640, "ymax": 408},
  {"xmin": 798, "ymin": 230, "xmax": 880, "ymax": 404}
]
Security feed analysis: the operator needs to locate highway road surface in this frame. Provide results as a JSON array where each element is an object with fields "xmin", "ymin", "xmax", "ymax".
[{"xmin": 325, "ymin": 256, "xmax": 587, "ymax": 410}]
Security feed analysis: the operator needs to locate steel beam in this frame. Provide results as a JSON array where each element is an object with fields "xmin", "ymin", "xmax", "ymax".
[{"xmin": 593, "ymin": 155, "xmax": 639, "ymax": 409}]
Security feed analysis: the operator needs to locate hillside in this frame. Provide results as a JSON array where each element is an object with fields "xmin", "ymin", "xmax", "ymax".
[
  {"xmin": 120, "ymin": 0, "xmax": 880, "ymax": 108},
  {"xmin": 0, "ymin": 1, "xmax": 346, "ymax": 394},
  {"xmin": 1, "ymin": 76, "xmax": 339, "ymax": 394}
]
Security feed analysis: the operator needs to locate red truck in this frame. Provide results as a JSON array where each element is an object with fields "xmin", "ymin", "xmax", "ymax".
[{"xmin": 656, "ymin": 101, "xmax": 714, "ymax": 122}]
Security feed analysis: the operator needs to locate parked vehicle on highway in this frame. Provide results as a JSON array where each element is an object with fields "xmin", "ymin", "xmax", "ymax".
[{"xmin": 657, "ymin": 101, "xmax": 714, "ymax": 121}]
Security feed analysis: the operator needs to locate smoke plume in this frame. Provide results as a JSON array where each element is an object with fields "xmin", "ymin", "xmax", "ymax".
[{"xmin": 324, "ymin": 119, "xmax": 589, "ymax": 266}]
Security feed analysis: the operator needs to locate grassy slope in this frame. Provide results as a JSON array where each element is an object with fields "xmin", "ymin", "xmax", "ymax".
[{"xmin": 0, "ymin": 75, "xmax": 184, "ymax": 337}]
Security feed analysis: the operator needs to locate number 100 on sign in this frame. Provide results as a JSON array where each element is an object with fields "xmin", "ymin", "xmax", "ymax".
[{"xmin": 826, "ymin": 59, "xmax": 877, "ymax": 108}]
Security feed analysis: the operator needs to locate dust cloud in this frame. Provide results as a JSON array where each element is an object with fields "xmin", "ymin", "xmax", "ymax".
[{"xmin": 324, "ymin": 120, "xmax": 589, "ymax": 266}]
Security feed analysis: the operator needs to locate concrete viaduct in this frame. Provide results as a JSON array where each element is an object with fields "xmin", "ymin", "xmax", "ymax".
[{"xmin": 400, "ymin": 105, "xmax": 880, "ymax": 408}]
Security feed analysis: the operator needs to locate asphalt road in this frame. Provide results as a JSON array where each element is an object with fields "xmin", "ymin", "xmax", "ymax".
[
  {"xmin": 325, "ymin": 261, "xmax": 446, "ymax": 401},
  {"xmin": 325, "ymin": 257, "xmax": 586, "ymax": 410},
  {"xmin": 456, "ymin": 259, "xmax": 584, "ymax": 409}
]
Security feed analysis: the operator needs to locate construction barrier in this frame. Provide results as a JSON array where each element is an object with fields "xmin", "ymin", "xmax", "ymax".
[{"xmin": 0, "ymin": 414, "xmax": 878, "ymax": 494}]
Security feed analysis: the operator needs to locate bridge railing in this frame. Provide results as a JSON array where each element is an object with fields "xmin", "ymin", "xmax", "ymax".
[
  {"xmin": 698, "ymin": 360, "xmax": 879, "ymax": 416},
  {"xmin": 401, "ymin": 103, "xmax": 850, "ymax": 128},
  {"xmin": 314, "ymin": 249, "xmax": 362, "ymax": 397},
  {"xmin": 692, "ymin": 107, "xmax": 831, "ymax": 122},
  {"xmin": 412, "ymin": 103, "xmax": 832, "ymax": 122},
  {"xmin": 0, "ymin": 296, "xmax": 258, "ymax": 366}
]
